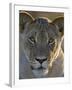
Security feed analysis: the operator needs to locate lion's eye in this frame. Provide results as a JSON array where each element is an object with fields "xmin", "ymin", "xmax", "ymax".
[
  {"xmin": 48, "ymin": 38, "xmax": 55, "ymax": 45},
  {"xmin": 28, "ymin": 37, "xmax": 35, "ymax": 44}
]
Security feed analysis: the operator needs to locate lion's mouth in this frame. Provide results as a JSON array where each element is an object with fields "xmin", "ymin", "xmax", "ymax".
[
  {"xmin": 31, "ymin": 65, "xmax": 46, "ymax": 70},
  {"xmin": 31, "ymin": 65, "xmax": 48, "ymax": 77}
]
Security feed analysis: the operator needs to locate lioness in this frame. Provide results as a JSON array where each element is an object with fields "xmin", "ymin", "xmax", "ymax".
[{"xmin": 19, "ymin": 12, "xmax": 64, "ymax": 79}]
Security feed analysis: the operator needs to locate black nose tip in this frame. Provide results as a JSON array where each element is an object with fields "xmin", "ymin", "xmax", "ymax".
[{"xmin": 35, "ymin": 58, "xmax": 47, "ymax": 64}]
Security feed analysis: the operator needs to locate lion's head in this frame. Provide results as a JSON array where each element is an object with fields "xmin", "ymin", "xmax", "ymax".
[{"xmin": 19, "ymin": 12, "xmax": 64, "ymax": 78}]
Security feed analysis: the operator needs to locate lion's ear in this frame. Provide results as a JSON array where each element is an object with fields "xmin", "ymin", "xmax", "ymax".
[
  {"xmin": 19, "ymin": 12, "xmax": 34, "ymax": 33},
  {"xmin": 52, "ymin": 17, "xmax": 64, "ymax": 37}
]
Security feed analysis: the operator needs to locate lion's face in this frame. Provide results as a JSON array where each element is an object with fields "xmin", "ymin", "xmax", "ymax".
[{"xmin": 21, "ymin": 18, "xmax": 63, "ymax": 78}]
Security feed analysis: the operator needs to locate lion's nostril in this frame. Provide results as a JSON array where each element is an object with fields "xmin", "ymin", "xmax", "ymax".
[{"xmin": 35, "ymin": 58, "xmax": 47, "ymax": 64}]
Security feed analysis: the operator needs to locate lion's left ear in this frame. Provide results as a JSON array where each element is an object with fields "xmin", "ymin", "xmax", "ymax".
[{"xmin": 52, "ymin": 17, "xmax": 64, "ymax": 37}]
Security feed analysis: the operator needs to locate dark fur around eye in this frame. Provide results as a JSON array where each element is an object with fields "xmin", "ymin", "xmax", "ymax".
[
  {"xmin": 28, "ymin": 37, "xmax": 36, "ymax": 44},
  {"xmin": 48, "ymin": 38, "xmax": 54, "ymax": 44},
  {"xmin": 48, "ymin": 38, "xmax": 55, "ymax": 51}
]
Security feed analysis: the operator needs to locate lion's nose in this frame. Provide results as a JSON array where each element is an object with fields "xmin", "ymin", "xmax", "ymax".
[{"xmin": 35, "ymin": 57, "xmax": 47, "ymax": 64}]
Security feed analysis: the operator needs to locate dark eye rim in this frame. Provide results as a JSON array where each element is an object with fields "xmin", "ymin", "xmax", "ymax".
[
  {"xmin": 28, "ymin": 37, "xmax": 36, "ymax": 44},
  {"xmin": 48, "ymin": 38, "xmax": 55, "ymax": 45},
  {"xmin": 48, "ymin": 39, "xmax": 57, "ymax": 51}
]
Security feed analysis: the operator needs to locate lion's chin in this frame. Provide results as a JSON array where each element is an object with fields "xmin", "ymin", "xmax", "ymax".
[{"xmin": 32, "ymin": 69, "xmax": 48, "ymax": 78}]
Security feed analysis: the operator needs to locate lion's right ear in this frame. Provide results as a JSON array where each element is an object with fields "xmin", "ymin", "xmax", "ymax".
[{"xmin": 19, "ymin": 12, "xmax": 34, "ymax": 33}]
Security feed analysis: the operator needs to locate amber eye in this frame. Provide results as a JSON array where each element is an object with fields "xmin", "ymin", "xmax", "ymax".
[
  {"xmin": 28, "ymin": 37, "xmax": 35, "ymax": 44},
  {"xmin": 48, "ymin": 38, "xmax": 55, "ymax": 45}
]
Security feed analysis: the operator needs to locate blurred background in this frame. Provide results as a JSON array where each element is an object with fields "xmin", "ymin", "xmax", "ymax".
[{"xmin": 20, "ymin": 10, "xmax": 64, "ymax": 21}]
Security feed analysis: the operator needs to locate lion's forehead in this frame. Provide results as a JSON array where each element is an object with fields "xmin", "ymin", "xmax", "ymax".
[
  {"xmin": 27, "ymin": 27, "xmax": 59, "ymax": 42},
  {"xmin": 24, "ymin": 18, "xmax": 60, "ymax": 46},
  {"xmin": 27, "ymin": 22, "xmax": 59, "ymax": 40}
]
